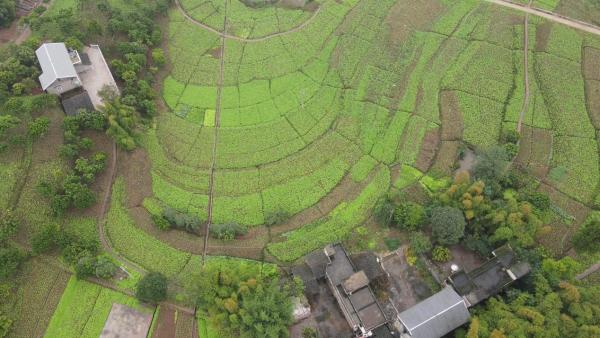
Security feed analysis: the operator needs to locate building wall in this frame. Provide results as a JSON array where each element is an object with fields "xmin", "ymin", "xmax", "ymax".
[{"xmin": 47, "ymin": 77, "xmax": 81, "ymax": 95}]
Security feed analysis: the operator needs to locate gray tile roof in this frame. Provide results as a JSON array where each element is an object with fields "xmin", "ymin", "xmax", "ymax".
[
  {"xmin": 36, "ymin": 43, "xmax": 79, "ymax": 90},
  {"xmin": 398, "ymin": 286, "xmax": 470, "ymax": 338}
]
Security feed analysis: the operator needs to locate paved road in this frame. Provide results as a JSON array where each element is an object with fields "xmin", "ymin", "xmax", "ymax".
[{"xmin": 485, "ymin": 0, "xmax": 600, "ymax": 36}]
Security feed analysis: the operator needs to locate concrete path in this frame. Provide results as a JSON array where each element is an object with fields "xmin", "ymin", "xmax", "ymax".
[{"xmin": 485, "ymin": 0, "xmax": 600, "ymax": 36}]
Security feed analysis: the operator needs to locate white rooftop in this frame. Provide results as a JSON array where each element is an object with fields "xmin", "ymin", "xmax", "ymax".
[{"xmin": 36, "ymin": 43, "xmax": 79, "ymax": 90}]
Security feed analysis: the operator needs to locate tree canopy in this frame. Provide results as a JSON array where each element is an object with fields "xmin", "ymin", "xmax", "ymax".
[
  {"xmin": 430, "ymin": 206, "xmax": 466, "ymax": 245},
  {"xmin": 185, "ymin": 264, "xmax": 292, "ymax": 337},
  {"xmin": 136, "ymin": 272, "xmax": 168, "ymax": 303}
]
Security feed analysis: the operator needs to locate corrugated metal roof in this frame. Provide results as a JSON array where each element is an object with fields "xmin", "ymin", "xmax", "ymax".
[
  {"xmin": 36, "ymin": 43, "xmax": 79, "ymax": 90},
  {"xmin": 398, "ymin": 286, "xmax": 470, "ymax": 338}
]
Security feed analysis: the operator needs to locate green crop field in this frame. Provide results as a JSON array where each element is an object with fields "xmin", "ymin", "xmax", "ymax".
[
  {"xmin": 114, "ymin": 0, "xmax": 598, "ymax": 263},
  {"xmin": 44, "ymin": 277, "xmax": 153, "ymax": 338}
]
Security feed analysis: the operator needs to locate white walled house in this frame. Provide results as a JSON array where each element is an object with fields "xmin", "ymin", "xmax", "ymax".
[{"xmin": 36, "ymin": 43, "xmax": 82, "ymax": 95}]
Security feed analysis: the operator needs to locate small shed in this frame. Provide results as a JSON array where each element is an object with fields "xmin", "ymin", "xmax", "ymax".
[{"xmin": 398, "ymin": 286, "xmax": 470, "ymax": 338}]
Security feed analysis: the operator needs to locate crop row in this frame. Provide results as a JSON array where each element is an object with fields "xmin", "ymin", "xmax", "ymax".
[
  {"xmin": 267, "ymin": 166, "xmax": 390, "ymax": 262},
  {"xmin": 106, "ymin": 178, "xmax": 192, "ymax": 277}
]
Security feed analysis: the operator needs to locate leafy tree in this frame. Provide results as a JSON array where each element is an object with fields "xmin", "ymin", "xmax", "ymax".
[
  {"xmin": 0, "ymin": 246, "xmax": 24, "ymax": 279},
  {"xmin": 572, "ymin": 216, "xmax": 600, "ymax": 253},
  {"xmin": 151, "ymin": 48, "xmax": 165, "ymax": 67},
  {"xmin": 409, "ymin": 231, "xmax": 432, "ymax": 255},
  {"xmin": 0, "ymin": 0, "xmax": 16, "ymax": 28},
  {"xmin": 184, "ymin": 264, "xmax": 290, "ymax": 337},
  {"xmin": 264, "ymin": 210, "xmax": 289, "ymax": 227},
  {"xmin": 524, "ymin": 191, "xmax": 550, "ymax": 211},
  {"xmin": 162, "ymin": 208, "xmax": 201, "ymax": 233},
  {"xmin": 151, "ymin": 214, "xmax": 171, "ymax": 231},
  {"xmin": 0, "ymin": 210, "xmax": 18, "ymax": 244},
  {"xmin": 471, "ymin": 262, "xmax": 600, "ymax": 337},
  {"xmin": 75, "ymin": 255, "xmax": 97, "ymax": 279},
  {"xmin": 237, "ymin": 279, "xmax": 293, "ymax": 337},
  {"xmin": 374, "ymin": 195, "xmax": 395, "ymax": 227},
  {"xmin": 431, "ymin": 246, "xmax": 452, "ymax": 263},
  {"xmin": 94, "ymin": 256, "xmax": 117, "ymax": 279},
  {"xmin": 31, "ymin": 223, "xmax": 62, "ymax": 254},
  {"xmin": 473, "ymin": 145, "xmax": 509, "ymax": 188},
  {"xmin": 0, "ymin": 310, "xmax": 12, "ymax": 338},
  {"xmin": 430, "ymin": 206, "xmax": 465, "ymax": 245},
  {"xmin": 136, "ymin": 272, "xmax": 167, "ymax": 303},
  {"xmin": 63, "ymin": 178, "xmax": 96, "ymax": 209},
  {"xmin": 101, "ymin": 91, "xmax": 137, "ymax": 150},
  {"xmin": 393, "ymin": 202, "xmax": 425, "ymax": 230},
  {"xmin": 210, "ymin": 223, "xmax": 248, "ymax": 241},
  {"xmin": 0, "ymin": 115, "xmax": 19, "ymax": 137},
  {"xmin": 27, "ymin": 117, "xmax": 50, "ymax": 140},
  {"xmin": 74, "ymin": 152, "xmax": 107, "ymax": 183}
]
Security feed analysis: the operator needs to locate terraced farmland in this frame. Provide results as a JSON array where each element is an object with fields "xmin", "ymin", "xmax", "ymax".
[{"xmin": 105, "ymin": 0, "xmax": 600, "ymax": 264}]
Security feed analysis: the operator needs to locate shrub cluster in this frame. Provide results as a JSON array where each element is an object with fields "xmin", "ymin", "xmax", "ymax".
[
  {"xmin": 37, "ymin": 112, "xmax": 107, "ymax": 216},
  {"xmin": 153, "ymin": 207, "xmax": 202, "ymax": 234},
  {"xmin": 75, "ymin": 255, "xmax": 118, "ymax": 280},
  {"xmin": 210, "ymin": 223, "xmax": 248, "ymax": 241}
]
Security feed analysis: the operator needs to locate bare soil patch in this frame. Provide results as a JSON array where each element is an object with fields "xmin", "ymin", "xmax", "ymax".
[
  {"xmin": 582, "ymin": 47, "xmax": 600, "ymax": 81},
  {"xmin": 430, "ymin": 141, "xmax": 460, "ymax": 176},
  {"xmin": 415, "ymin": 128, "xmax": 440, "ymax": 172},
  {"xmin": 151, "ymin": 306, "xmax": 177, "ymax": 338},
  {"xmin": 515, "ymin": 126, "xmax": 552, "ymax": 178},
  {"xmin": 584, "ymin": 79, "xmax": 600, "ymax": 129},
  {"xmin": 439, "ymin": 91, "xmax": 463, "ymax": 141}
]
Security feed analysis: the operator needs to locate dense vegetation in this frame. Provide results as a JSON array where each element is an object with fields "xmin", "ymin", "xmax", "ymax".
[{"xmin": 184, "ymin": 263, "xmax": 293, "ymax": 338}]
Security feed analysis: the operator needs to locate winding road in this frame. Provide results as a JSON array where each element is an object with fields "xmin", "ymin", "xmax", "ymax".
[{"xmin": 173, "ymin": 0, "xmax": 322, "ymax": 43}]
